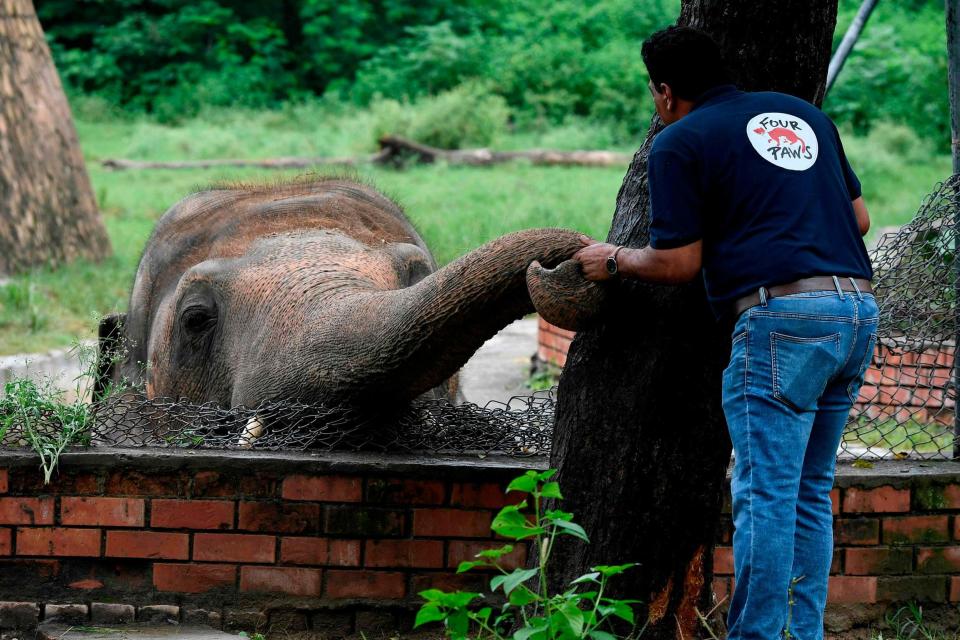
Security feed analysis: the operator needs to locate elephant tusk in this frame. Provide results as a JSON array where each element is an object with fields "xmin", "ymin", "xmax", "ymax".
[{"xmin": 238, "ymin": 415, "xmax": 265, "ymax": 448}]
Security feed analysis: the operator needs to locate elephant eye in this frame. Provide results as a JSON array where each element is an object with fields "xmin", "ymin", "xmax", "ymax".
[{"xmin": 180, "ymin": 305, "xmax": 217, "ymax": 334}]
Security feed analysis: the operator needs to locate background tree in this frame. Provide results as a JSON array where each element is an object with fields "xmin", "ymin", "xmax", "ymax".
[
  {"xmin": 547, "ymin": 1, "xmax": 839, "ymax": 637},
  {"xmin": 0, "ymin": 0, "xmax": 111, "ymax": 276}
]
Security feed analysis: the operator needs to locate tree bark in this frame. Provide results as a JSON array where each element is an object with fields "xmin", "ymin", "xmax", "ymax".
[
  {"xmin": 0, "ymin": 0, "xmax": 111, "ymax": 276},
  {"xmin": 548, "ymin": 2, "xmax": 838, "ymax": 638}
]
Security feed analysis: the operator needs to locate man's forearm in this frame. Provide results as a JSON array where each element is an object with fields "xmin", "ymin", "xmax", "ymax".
[{"xmin": 618, "ymin": 245, "xmax": 700, "ymax": 284}]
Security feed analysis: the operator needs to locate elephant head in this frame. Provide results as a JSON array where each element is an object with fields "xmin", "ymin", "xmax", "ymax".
[{"xmin": 99, "ymin": 178, "xmax": 604, "ymax": 415}]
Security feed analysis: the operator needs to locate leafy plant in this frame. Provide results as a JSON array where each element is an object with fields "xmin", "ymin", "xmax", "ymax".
[
  {"xmin": 415, "ymin": 469, "xmax": 641, "ymax": 640},
  {"xmin": 0, "ymin": 341, "xmax": 130, "ymax": 483},
  {"xmin": 876, "ymin": 602, "xmax": 956, "ymax": 640},
  {"xmin": 527, "ymin": 364, "xmax": 561, "ymax": 392}
]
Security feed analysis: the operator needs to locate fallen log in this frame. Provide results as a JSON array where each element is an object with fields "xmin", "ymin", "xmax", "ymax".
[
  {"xmin": 101, "ymin": 152, "xmax": 387, "ymax": 171},
  {"xmin": 100, "ymin": 135, "xmax": 631, "ymax": 171},
  {"xmin": 376, "ymin": 135, "xmax": 632, "ymax": 167}
]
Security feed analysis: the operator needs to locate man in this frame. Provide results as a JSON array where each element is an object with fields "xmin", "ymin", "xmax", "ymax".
[{"xmin": 575, "ymin": 26, "xmax": 878, "ymax": 640}]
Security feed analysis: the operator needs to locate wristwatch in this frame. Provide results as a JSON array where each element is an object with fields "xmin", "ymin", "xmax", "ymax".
[{"xmin": 605, "ymin": 247, "xmax": 624, "ymax": 276}]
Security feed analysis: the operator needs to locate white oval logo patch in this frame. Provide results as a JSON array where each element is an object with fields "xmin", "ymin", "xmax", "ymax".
[{"xmin": 746, "ymin": 112, "xmax": 818, "ymax": 171}]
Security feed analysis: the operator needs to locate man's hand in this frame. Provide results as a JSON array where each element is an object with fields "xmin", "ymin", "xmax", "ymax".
[{"xmin": 574, "ymin": 235, "xmax": 618, "ymax": 281}]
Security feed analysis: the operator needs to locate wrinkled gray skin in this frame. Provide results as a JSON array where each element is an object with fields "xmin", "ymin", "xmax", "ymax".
[{"xmin": 101, "ymin": 178, "xmax": 597, "ymax": 413}]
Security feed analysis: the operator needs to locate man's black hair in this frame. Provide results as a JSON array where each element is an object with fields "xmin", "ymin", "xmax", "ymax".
[{"xmin": 641, "ymin": 26, "xmax": 732, "ymax": 101}]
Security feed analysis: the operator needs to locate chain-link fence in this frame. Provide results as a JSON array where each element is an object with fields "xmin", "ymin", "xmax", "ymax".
[
  {"xmin": 839, "ymin": 174, "xmax": 960, "ymax": 459},
  {"xmin": 1, "ymin": 178, "xmax": 958, "ymax": 460}
]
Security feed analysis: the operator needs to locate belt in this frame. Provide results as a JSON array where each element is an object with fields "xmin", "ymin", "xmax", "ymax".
[{"xmin": 733, "ymin": 276, "xmax": 873, "ymax": 317}]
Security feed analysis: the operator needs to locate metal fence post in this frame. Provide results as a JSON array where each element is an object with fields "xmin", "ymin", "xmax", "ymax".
[{"xmin": 948, "ymin": 0, "xmax": 960, "ymax": 457}]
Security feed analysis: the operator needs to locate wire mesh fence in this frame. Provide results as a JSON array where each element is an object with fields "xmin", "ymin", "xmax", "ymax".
[
  {"xmin": 0, "ymin": 177, "xmax": 958, "ymax": 460},
  {"xmin": 0, "ymin": 388, "xmax": 557, "ymax": 457},
  {"xmin": 839, "ymin": 174, "xmax": 960, "ymax": 459}
]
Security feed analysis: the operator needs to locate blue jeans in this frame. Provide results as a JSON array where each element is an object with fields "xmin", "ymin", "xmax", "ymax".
[{"xmin": 722, "ymin": 289, "xmax": 879, "ymax": 640}]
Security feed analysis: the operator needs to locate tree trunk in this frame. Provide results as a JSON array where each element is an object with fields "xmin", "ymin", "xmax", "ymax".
[
  {"xmin": 548, "ymin": 2, "xmax": 838, "ymax": 638},
  {"xmin": 0, "ymin": 0, "xmax": 111, "ymax": 276}
]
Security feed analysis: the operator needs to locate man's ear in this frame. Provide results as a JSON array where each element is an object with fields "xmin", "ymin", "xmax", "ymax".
[
  {"xmin": 661, "ymin": 83, "xmax": 675, "ymax": 110},
  {"xmin": 94, "ymin": 312, "xmax": 126, "ymax": 401}
]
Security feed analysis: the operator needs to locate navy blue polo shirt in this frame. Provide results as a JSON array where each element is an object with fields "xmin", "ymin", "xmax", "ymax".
[{"xmin": 647, "ymin": 84, "xmax": 873, "ymax": 317}]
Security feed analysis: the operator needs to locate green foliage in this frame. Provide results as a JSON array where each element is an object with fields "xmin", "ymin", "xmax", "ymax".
[
  {"xmin": 827, "ymin": 0, "xmax": 948, "ymax": 148},
  {"xmin": 415, "ymin": 469, "xmax": 641, "ymax": 640},
  {"xmin": 371, "ymin": 82, "xmax": 510, "ymax": 149},
  {"xmin": 527, "ymin": 365, "xmax": 562, "ymax": 393},
  {"xmin": 38, "ymin": 0, "xmax": 950, "ymax": 145},
  {"xmin": 0, "ymin": 343, "xmax": 102, "ymax": 483},
  {"xmin": 875, "ymin": 602, "xmax": 957, "ymax": 639}
]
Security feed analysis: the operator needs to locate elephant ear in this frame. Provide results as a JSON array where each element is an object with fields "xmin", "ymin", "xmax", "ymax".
[
  {"xmin": 526, "ymin": 259, "xmax": 607, "ymax": 331},
  {"xmin": 94, "ymin": 312, "xmax": 126, "ymax": 401}
]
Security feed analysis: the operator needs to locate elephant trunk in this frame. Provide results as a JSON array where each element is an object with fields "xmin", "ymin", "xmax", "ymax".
[{"xmin": 355, "ymin": 228, "xmax": 600, "ymax": 404}]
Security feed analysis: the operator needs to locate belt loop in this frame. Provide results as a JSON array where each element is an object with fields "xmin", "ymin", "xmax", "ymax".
[
  {"xmin": 849, "ymin": 277, "xmax": 864, "ymax": 301},
  {"xmin": 832, "ymin": 275, "xmax": 845, "ymax": 300},
  {"xmin": 759, "ymin": 286, "xmax": 768, "ymax": 307}
]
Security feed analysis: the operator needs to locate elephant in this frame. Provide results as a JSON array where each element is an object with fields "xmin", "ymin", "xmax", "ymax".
[{"xmin": 97, "ymin": 177, "xmax": 602, "ymax": 420}]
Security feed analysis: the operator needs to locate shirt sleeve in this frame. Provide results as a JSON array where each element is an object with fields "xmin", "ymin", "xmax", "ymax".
[
  {"xmin": 831, "ymin": 122, "xmax": 862, "ymax": 200},
  {"xmin": 647, "ymin": 148, "xmax": 704, "ymax": 249}
]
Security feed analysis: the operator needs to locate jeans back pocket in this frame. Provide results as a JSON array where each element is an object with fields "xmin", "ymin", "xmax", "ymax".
[
  {"xmin": 847, "ymin": 332, "xmax": 878, "ymax": 403},
  {"xmin": 771, "ymin": 332, "xmax": 842, "ymax": 411}
]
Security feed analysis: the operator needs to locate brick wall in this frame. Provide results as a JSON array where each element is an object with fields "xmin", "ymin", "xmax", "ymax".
[
  {"xmin": 538, "ymin": 319, "xmax": 957, "ymax": 426},
  {"xmin": 0, "ymin": 449, "xmax": 958, "ymax": 634},
  {"xmin": 0, "ymin": 449, "xmax": 526, "ymax": 634},
  {"xmin": 715, "ymin": 468, "xmax": 960, "ymax": 610}
]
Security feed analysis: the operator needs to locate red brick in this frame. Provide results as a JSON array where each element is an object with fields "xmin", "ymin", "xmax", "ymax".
[
  {"xmin": 17, "ymin": 528, "xmax": 100, "ymax": 557},
  {"xmin": 843, "ymin": 486, "xmax": 910, "ymax": 514},
  {"xmin": 450, "ymin": 483, "xmax": 516, "ymax": 509},
  {"xmin": 106, "ymin": 471, "xmax": 185, "ymax": 496},
  {"xmin": 61, "ymin": 497, "xmax": 144, "ymax": 527},
  {"xmin": 325, "ymin": 570, "xmax": 405, "ymax": 599},
  {"xmin": 828, "ymin": 576, "xmax": 877, "ymax": 604},
  {"xmin": 191, "ymin": 471, "xmax": 237, "ymax": 497},
  {"xmin": 281, "ymin": 537, "xmax": 360, "ymax": 566},
  {"xmin": 68, "ymin": 579, "xmax": 103, "ymax": 590},
  {"xmin": 942, "ymin": 485, "xmax": 960, "ymax": 510},
  {"xmin": 0, "ymin": 470, "xmax": 8, "ymax": 494},
  {"xmin": 366, "ymin": 479, "xmax": 446, "ymax": 506},
  {"xmin": 240, "ymin": 566, "xmax": 321, "ymax": 596},
  {"xmin": 0, "ymin": 529, "xmax": 9, "ymax": 555},
  {"xmin": 844, "ymin": 548, "xmax": 912, "ymax": 575},
  {"xmin": 151, "ymin": 499, "xmax": 234, "ymax": 530},
  {"xmin": 713, "ymin": 547, "xmax": 734, "ymax": 575},
  {"xmin": 877, "ymin": 576, "xmax": 948, "ymax": 602},
  {"xmin": 411, "ymin": 572, "xmax": 486, "ymax": 594},
  {"xmin": 447, "ymin": 541, "xmax": 527, "ymax": 571},
  {"xmin": 238, "ymin": 502, "xmax": 320, "ymax": 534},
  {"xmin": 154, "ymin": 563, "xmax": 236, "ymax": 593},
  {"xmin": 831, "ymin": 549, "xmax": 842, "ymax": 574},
  {"xmin": 0, "ymin": 498, "xmax": 53, "ymax": 525},
  {"xmin": 917, "ymin": 547, "xmax": 960, "ymax": 574},
  {"xmin": 830, "ymin": 489, "xmax": 840, "ymax": 515},
  {"xmin": 365, "ymin": 540, "xmax": 443, "ymax": 569},
  {"xmin": 834, "ymin": 518, "xmax": 880, "ymax": 546},
  {"xmin": 712, "ymin": 578, "xmax": 730, "ymax": 604},
  {"xmin": 7, "ymin": 470, "xmax": 99, "ymax": 495},
  {"xmin": 413, "ymin": 509, "xmax": 491, "ymax": 538},
  {"xmin": 951, "ymin": 577, "xmax": 960, "ymax": 601},
  {"xmin": 105, "ymin": 531, "xmax": 188, "ymax": 560},
  {"xmin": 282, "ymin": 476, "xmax": 362, "ymax": 502},
  {"xmin": 194, "ymin": 533, "xmax": 275, "ymax": 563},
  {"xmin": 883, "ymin": 516, "xmax": 950, "ymax": 545}
]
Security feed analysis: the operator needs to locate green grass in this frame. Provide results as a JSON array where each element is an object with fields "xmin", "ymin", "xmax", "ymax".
[{"xmin": 0, "ymin": 107, "xmax": 950, "ymax": 355}]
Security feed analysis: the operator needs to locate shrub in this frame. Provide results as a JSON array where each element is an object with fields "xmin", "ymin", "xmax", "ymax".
[
  {"xmin": 415, "ymin": 469, "xmax": 641, "ymax": 640},
  {"xmin": 372, "ymin": 82, "xmax": 510, "ymax": 149}
]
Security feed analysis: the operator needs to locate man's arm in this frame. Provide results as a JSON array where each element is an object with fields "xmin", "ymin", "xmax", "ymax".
[
  {"xmin": 852, "ymin": 196, "xmax": 870, "ymax": 236},
  {"xmin": 573, "ymin": 236, "xmax": 702, "ymax": 283}
]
